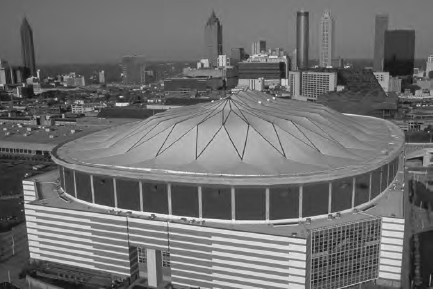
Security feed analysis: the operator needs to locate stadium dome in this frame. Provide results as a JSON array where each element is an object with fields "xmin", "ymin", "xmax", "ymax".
[
  {"xmin": 52, "ymin": 90, "xmax": 404, "ymax": 222},
  {"xmin": 56, "ymin": 91, "xmax": 402, "ymax": 183}
]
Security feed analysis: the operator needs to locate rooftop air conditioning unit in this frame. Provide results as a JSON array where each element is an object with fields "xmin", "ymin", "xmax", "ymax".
[
  {"xmin": 305, "ymin": 218, "xmax": 312, "ymax": 225},
  {"xmin": 335, "ymin": 212, "xmax": 341, "ymax": 219},
  {"xmin": 49, "ymin": 135, "xmax": 55, "ymax": 139},
  {"xmin": 327, "ymin": 214, "xmax": 334, "ymax": 221},
  {"xmin": 3, "ymin": 128, "xmax": 7, "ymax": 131},
  {"xmin": 5, "ymin": 132, "xmax": 10, "ymax": 136},
  {"xmin": 71, "ymin": 130, "xmax": 76, "ymax": 134},
  {"xmin": 45, "ymin": 128, "xmax": 51, "ymax": 132},
  {"xmin": 353, "ymin": 208, "xmax": 360, "ymax": 214},
  {"xmin": 291, "ymin": 232, "xmax": 298, "ymax": 237},
  {"xmin": 27, "ymin": 128, "xmax": 32, "ymax": 131}
]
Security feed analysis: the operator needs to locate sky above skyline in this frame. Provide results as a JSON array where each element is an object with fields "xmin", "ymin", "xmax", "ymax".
[{"xmin": 1, "ymin": 0, "xmax": 432, "ymax": 65}]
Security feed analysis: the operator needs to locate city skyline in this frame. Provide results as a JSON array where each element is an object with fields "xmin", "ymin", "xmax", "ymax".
[{"xmin": 0, "ymin": 0, "xmax": 433, "ymax": 65}]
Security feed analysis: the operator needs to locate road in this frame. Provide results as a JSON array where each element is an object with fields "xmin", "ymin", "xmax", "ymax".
[{"xmin": 0, "ymin": 224, "xmax": 30, "ymax": 288}]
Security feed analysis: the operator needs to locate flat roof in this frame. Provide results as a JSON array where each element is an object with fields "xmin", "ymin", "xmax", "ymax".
[
  {"xmin": 0, "ymin": 118, "xmax": 136, "ymax": 151},
  {"xmin": 27, "ymin": 165, "xmax": 404, "ymax": 238}
]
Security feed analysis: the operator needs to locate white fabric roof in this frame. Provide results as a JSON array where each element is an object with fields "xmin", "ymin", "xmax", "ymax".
[{"xmin": 58, "ymin": 90, "xmax": 399, "ymax": 177}]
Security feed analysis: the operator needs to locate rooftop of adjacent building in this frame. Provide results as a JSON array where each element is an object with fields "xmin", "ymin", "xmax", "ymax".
[
  {"xmin": 0, "ymin": 117, "xmax": 136, "ymax": 151},
  {"xmin": 26, "ymin": 164, "xmax": 405, "ymax": 238}
]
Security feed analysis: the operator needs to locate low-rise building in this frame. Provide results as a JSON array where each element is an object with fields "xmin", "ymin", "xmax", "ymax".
[{"xmin": 289, "ymin": 71, "xmax": 337, "ymax": 101}]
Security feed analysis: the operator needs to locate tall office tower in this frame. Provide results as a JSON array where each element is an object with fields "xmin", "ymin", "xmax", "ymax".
[
  {"xmin": 0, "ymin": 59, "xmax": 10, "ymax": 85},
  {"xmin": 230, "ymin": 48, "xmax": 245, "ymax": 66},
  {"xmin": 373, "ymin": 14, "xmax": 389, "ymax": 71},
  {"xmin": 383, "ymin": 30, "xmax": 415, "ymax": 77},
  {"xmin": 296, "ymin": 10, "xmax": 310, "ymax": 69},
  {"xmin": 204, "ymin": 11, "xmax": 223, "ymax": 67},
  {"xmin": 20, "ymin": 17, "xmax": 37, "ymax": 78},
  {"xmin": 99, "ymin": 70, "xmax": 106, "ymax": 84},
  {"xmin": 251, "ymin": 41, "xmax": 266, "ymax": 55},
  {"xmin": 426, "ymin": 55, "xmax": 433, "ymax": 78},
  {"xmin": 121, "ymin": 55, "xmax": 146, "ymax": 84},
  {"xmin": 319, "ymin": 10, "xmax": 335, "ymax": 68},
  {"xmin": 291, "ymin": 49, "xmax": 298, "ymax": 71}
]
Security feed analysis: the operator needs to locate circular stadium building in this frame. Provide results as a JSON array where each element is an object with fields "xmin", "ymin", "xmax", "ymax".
[{"xmin": 24, "ymin": 91, "xmax": 406, "ymax": 289}]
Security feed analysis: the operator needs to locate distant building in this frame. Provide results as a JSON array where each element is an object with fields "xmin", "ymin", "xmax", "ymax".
[
  {"xmin": 237, "ymin": 78, "xmax": 264, "ymax": 91},
  {"xmin": 20, "ymin": 17, "xmax": 37, "ymax": 77},
  {"xmin": 204, "ymin": 11, "xmax": 223, "ymax": 67},
  {"xmin": 183, "ymin": 67, "xmax": 238, "ymax": 89},
  {"xmin": 373, "ymin": 72, "xmax": 390, "ymax": 93},
  {"xmin": 296, "ymin": 10, "xmax": 310, "ymax": 69},
  {"xmin": 0, "ymin": 60, "xmax": 10, "ymax": 85},
  {"xmin": 331, "ymin": 57, "xmax": 344, "ymax": 68},
  {"xmin": 121, "ymin": 55, "xmax": 146, "ymax": 84},
  {"xmin": 197, "ymin": 59, "xmax": 210, "ymax": 69},
  {"xmin": 389, "ymin": 77, "xmax": 402, "ymax": 93},
  {"xmin": 251, "ymin": 40, "xmax": 266, "ymax": 55},
  {"xmin": 230, "ymin": 48, "xmax": 245, "ymax": 67},
  {"xmin": 319, "ymin": 10, "xmax": 335, "ymax": 68},
  {"xmin": 9, "ymin": 66, "xmax": 29, "ymax": 84},
  {"xmin": 291, "ymin": 49, "xmax": 298, "ymax": 71},
  {"xmin": 373, "ymin": 14, "xmax": 389, "ymax": 71},
  {"xmin": 164, "ymin": 77, "xmax": 223, "ymax": 96},
  {"xmin": 99, "ymin": 70, "xmax": 105, "ymax": 84},
  {"xmin": 63, "ymin": 74, "xmax": 85, "ymax": 87},
  {"xmin": 217, "ymin": 55, "xmax": 230, "ymax": 67},
  {"xmin": 426, "ymin": 55, "xmax": 433, "ymax": 78},
  {"xmin": 384, "ymin": 30, "xmax": 415, "ymax": 77},
  {"xmin": 289, "ymin": 71, "xmax": 337, "ymax": 101},
  {"xmin": 239, "ymin": 55, "xmax": 289, "ymax": 80},
  {"xmin": 37, "ymin": 70, "xmax": 42, "ymax": 81}
]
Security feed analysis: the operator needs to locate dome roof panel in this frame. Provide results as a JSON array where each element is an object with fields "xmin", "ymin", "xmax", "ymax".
[{"xmin": 55, "ymin": 90, "xmax": 404, "ymax": 179}]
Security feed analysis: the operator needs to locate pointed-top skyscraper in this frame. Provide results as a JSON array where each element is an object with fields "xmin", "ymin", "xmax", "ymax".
[
  {"xmin": 204, "ymin": 10, "xmax": 222, "ymax": 67},
  {"xmin": 21, "ymin": 17, "xmax": 37, "ymax": 77},
  {"xmin": 319, "ymin": 10, "xmax": 335, "ymax": 68}
]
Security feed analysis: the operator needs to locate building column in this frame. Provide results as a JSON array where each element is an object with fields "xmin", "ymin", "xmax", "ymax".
[{"xmin": 146, "ymin": 249, "xmax": 163, "ymax": 288}]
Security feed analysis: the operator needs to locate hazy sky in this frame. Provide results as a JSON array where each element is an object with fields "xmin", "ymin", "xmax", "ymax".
[{"xmin": 1, "ymin": 0, "xmax": 432, "ymax": 65}]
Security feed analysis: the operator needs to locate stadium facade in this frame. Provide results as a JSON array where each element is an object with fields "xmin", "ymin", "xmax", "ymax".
[{"xmin": 24, "ymin": 91, "xmax": 406, "ymax": 289}]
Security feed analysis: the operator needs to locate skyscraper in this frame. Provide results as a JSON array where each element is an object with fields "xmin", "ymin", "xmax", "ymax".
[
  {"xmin": 383, "ymin": 30, "xmax": 415, "ymax": 77},
  {"xmin": 251, "ymin": 41, "xmax": 266, "ymax": 55},
  {"xmin": 426, "ymin": 55, "xmax": 433, "ymax": 78},
  {"xmin": 121, "ymin": 55, "xmax": 146, "ymax": 84},
  {"xmin": 20, "ymin": 17, "xmax": 37, "ymax": 78},
  {"xmin": 204, "ymin": 11, "xmax": 223, "ymax": 67},
  {"xmin": 319, "ymin": 10, "xmax": 335, "ymax": 68},
  {"xmin": 296, "ymin": 10, "xmax": 310, "ymax": 69},
  {"xmin": 373, "ymin": 14, "xmax": 389, "ymax": 71}
]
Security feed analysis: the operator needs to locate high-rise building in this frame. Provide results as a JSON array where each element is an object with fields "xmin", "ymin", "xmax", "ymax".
[
  {"xmin": 319, "ymin": 10, "xmax": 335, "ymax": 68},
  {"xmin": 0, "ymin": 59, "xmax": 10, "ymax": 85},
  {"xmin": 426, "ymin": 55, "xmax": 433, "ymax": 78},
  {"xmin": 204, "ymin": 11, "xmax": 223, "ymax": 67},
  {"xmin": 20, "ymin": 17, "xmax": 37, "ymax": 78},
  {"xmin": 296, "ymin": 10, "xmax": 310, "ymax": 69},
  {"xmin": 121, "ymin": 55, "xmax": 146, "ymax": 84},
  {"xmin": 99, "ymin": 70, "xmax": 106, "ymax": 84},
  {"xmin": 383, "ymin": 30, "xmax": 415, "ymax": 77},
  {"xmin": 373, "ymin": 14, "xmax": 389, "ymax": 71},
  {"xmin": 289, "ymin": 71, "xmax": 337, "ymax": 100},
  {"xmin": 251, "ymin": 40, "xmax": 266, "ymax": 55},
  {"xmin": 230, "ymin": 48, "xmax": 245, "ymax": 67},
  {"xmin": 373, "ymin": 71, "xmax": 390, "ymax": 93}
]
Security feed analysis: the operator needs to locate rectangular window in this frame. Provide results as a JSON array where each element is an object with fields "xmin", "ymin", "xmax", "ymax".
[{"xmin": 137, "ymin": 248, "xmax": 171, "ymax": 268}]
